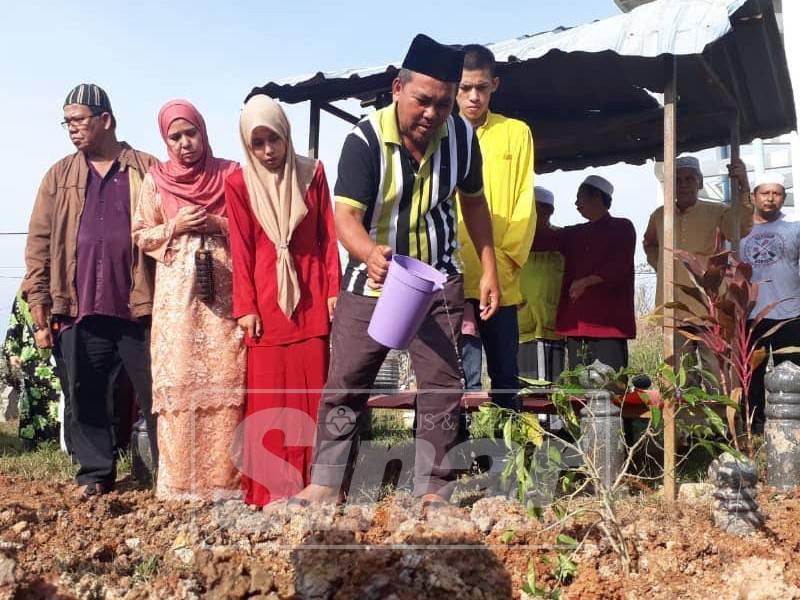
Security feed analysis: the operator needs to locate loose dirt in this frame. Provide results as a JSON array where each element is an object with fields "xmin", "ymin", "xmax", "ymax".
[{"xmin": 2, "ymin": 475, "xmax": 800, "ymax": 599}]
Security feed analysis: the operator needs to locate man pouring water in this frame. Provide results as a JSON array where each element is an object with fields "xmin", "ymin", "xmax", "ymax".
[{"xmin": 291, "ymin": 34, "xmax": 500, "ymax": 509}]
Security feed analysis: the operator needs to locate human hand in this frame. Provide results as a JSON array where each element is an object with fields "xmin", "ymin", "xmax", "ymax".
[
  {"xmin": 366, "ymin": 245, "xmax": 392, "ymax": 286},
  {"xmin": 173, "ymin": 205, "xmax": 207, "ymax": 235},
  {"xmin": 727, "ymin": 158, "xmax": 750, "ymax": 192},
  {"xmin": 34, "ymin": 328, "xmax": 53, "ymax": 349},
  {"xmin": 30, "ymin": 305, "xmax": 53, "ymax": 348},
  {"xmin": 9, "ymin": 356, "xmax": 22, "ymax": 370},
  {"xmin": 478, "ymin": 269, "xmax": 501, "ymax": 320},
  {"xmin": 569, "ymin": 276, "xmax": 601, "ymax": 301},
  {"xmin": 327, "ymin": 297, "xmax": 337, "ymax": 321},
  {"xmin": 237, "ymin": 314, "xmax": 262, "ymax": 340}
]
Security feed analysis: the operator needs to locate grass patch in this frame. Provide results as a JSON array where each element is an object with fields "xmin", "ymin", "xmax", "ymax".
[
  {"xmin": 1, "ymin": 420, "xmax": 75, "ymax": 481},
  {"xmin": 0, "ymin": 443, "xmax": 76, "ymax": 482},
  {"xmin": 1, "ymin": 420, "xmax": 74, "ymax": 481},
  {"xmin": 0, "ymin": 420, "xmax": 25, "ymax": 454},
  {"xmin": 629, "ymin": 315, "xmax": 664, "ymax": 379},
  {"xmin": 117, "ymin": 449, "xmax": 133, "ymax": 478},
  {"xmin": 0, "ymin": 420, "xmax": 135, "ymax": 483},
  {"xmin": 133, "ymin": 554, "xmax": 160, "ymax": 583},
  {"xmin": 369, "ymin": 409, "xmax": 413, "ymax": 446}
]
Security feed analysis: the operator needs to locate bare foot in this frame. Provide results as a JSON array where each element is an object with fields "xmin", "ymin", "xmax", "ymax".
[
  {"xmin": 291, "ymin": 483, "xmax": 342, "ymax": 506},
  {"xmin": 420, "ymin": 494, "xmax": 449, "ymax": 507},
  {"xmin": 420, "ymin": 493, "xmax": 448, "ymax": 510}
]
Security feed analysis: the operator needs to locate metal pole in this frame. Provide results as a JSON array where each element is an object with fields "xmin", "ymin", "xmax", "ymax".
[
  {"xmin": 663, "ymin": 56, "xmax": 678, "ymax": 504},
  {"xmin": 309, "ymin": 100, "xmax": 321, "ymax": 159},
  {"xmin": 729, "ymin": 114, "xmax": 742, "ymax": 252}
]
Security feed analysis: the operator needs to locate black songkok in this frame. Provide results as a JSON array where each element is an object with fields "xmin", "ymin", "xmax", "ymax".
[{"xmin": 401, "ymin": 34, "xmax": 465, "ymax": 83}]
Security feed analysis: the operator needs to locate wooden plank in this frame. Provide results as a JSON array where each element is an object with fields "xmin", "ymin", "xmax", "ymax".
[
  {"xmin": 729, "ymin": 115, "xmax": 742, "ymax": 252},
  {"xmin": 308, "ymin": 100, "xmax": 321, "ymax": 159},
  {"xmin": 321, "ymin": 102, "xmax": 361, "ymax": 125},
  {"xmin": 366, "ymin": 390, "xmax": 663, "ymax": 420},
  {"xmin": 662, "ymin": 56, "xmax": 678, "ymax": 505}
]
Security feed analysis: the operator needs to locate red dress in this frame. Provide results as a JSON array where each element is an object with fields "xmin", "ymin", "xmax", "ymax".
[{"xmin": 225, "ymin": 161, "xmax": 341, "ymax": 506}]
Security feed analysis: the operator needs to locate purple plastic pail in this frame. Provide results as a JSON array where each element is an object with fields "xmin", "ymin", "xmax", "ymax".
[{"xmin": 367, "ymin": 255, "xmax": 447, "ymax": 349}]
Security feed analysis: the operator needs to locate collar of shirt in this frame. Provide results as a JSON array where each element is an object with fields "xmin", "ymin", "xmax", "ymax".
[
  {"xmin": 475, "ymin": 110, "xmax": 495, "ymax": 135},
  {"xmin": 78, "ymin": 142, "xmax": 137, "ymax": 174},
  {"xmin": 382, "ymin": 102, "xmax": 449, "ymax": 162},
  {"xmin": 675, "ymin": 199, "xmax": 700, "ymax": 215},
  {"xmin": 587, "ymin": 213, "xmax": 612, "ymax": 227}
]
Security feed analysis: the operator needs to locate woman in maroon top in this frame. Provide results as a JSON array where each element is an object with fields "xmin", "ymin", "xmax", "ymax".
[
  {"xmin": 225, "ymin": 95, "xmax": 341, "ymax": 506},
  {"xmin": 533, "ymin": 175, "xmax": 636, "ymax": 371}
]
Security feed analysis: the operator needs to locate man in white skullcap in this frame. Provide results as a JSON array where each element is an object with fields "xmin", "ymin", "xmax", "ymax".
[
  {"xmin": 517, "ymin": 186, "xmax": 565, "ymax": 385},
  {"xmin": 533, "ymin": 175, "xmax": 636, "ymax": 372},
  {"xmin": 642, "ymin": 156, "xmax": 753, "ymax": 378},
  {"xmin": 741, "ymin": 171, "xmax": 800, "ymax": 432}
]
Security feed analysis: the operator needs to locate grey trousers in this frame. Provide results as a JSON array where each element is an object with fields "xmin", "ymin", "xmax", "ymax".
[{"xmin": 311, "ymin": 276, "xmax": 464, "ymax": 497}]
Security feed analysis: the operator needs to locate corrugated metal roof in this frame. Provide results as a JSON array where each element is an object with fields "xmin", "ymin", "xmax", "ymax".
[
  {"xmin": 276, "ymin": 0, "xmax": 747, "ymax": 88},
  {"xmin": 249, "ymin": 0, "xmax": 794, "ymax": 173}
]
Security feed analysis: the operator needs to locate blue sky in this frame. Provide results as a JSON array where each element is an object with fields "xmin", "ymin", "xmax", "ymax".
[{"xmin": 0, "ymin": 0, "xmax": 661, "ymax": 328}]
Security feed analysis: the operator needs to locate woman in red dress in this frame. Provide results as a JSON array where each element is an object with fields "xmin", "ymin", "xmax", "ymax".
[{"xmin": 225, "ymin": 94, "xmax": 341, "ymax": 506}]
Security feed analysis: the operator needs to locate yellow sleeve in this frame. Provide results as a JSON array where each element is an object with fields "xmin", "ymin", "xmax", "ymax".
[{"xmin": 500, "ymin": 123, "xmax": 536, "ymax": 269}]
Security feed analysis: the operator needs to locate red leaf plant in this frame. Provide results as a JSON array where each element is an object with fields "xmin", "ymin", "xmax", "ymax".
[{"xmin": 666, "ymin": 232, "xmax": 788, "ymax": 457}]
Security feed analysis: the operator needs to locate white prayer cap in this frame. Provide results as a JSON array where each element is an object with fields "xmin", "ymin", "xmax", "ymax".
[
  {"xmin": 676, "ymin": 155, "xmax": 702, "ymax": 175},
  {"xmin": 534, "ymin": 186, "xmax": 554, "ymax": 206},
  {"xmin": 581, "ymin": 175, "xmax": 614, "ymax": 198},
  {"xmin": 754, "ymin": 171, "xmax": 786, "ymax": 190},
  {"xmin": 676, "ymin": 155, "xmax": 703, "ymax": 188}
]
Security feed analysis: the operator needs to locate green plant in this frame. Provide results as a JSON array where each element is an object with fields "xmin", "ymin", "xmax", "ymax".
[
  {"xmin": 521, "ymin": 557, "xmax": 562, "ymax": 599},
  {"xmin": 629, "ymin": 314, "xmax": 664, "ymax": 378},
  {"xmin": 670, "ymin": 239, "xmax": 800, "ymax": 457},
  {"xmin": 499, "ymin": 529, "xmax": 516, "ymax": 544},
  {"xmin": 473, "ymin": 403, "xmax": 544, "ymax": 511},
  {"xmin": 133, "ymin": 554, "xmax": 160, "ymax": 583},
  {"xmin": 653, "ymin": 361, "xmax": 741, "ymax": 460}
]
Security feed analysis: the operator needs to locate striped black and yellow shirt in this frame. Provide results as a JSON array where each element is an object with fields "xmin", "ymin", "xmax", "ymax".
[{"xmin": 335, "ymin": 102, "xmax": 483, "ymax": 296}]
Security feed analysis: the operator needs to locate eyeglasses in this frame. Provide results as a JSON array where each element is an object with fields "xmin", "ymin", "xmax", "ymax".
[{"xmin": 60, "ymin": 112, "xmax": 101, "ymax": 130}]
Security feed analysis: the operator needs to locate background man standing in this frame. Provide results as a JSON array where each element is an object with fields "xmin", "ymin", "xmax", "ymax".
[
  {"xmin": 456, "ymin": 44, "xmax": 535, "ymax": 409},
  {"xmin": 534, "ymin": 176, "xmax": 636, "ymax": 371},
  {"xmin": 643, "ymin": 156, "xmax": 752, "ymax": 375},
  {"xmin": 740, "ymin": 172, "xmax": 800, "ymax": 433},
  {"xmin": 517, "ymin": 186, "xmax": 565, "ymax": 385},
  {"xmin": 294, "ymin": 35, "xmax": 500, "ymax": 508},
  {"xmin": 24, "ymin": 84, "xmax": 158, "ymax": 497}
]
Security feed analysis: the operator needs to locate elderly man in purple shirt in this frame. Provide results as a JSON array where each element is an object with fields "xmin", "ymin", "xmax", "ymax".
[{"xmin": 24, "ymin": 84, "xmax": 158, "ymax": 497}]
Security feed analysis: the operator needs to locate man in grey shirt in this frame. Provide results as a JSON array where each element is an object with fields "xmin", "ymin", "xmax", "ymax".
[{"xmin": 741, "ymin": 171, "xmax": 800, "ymax": 433}]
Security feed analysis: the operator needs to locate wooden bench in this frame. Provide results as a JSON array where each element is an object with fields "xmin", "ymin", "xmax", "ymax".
[{"xmin": 367, "ymin": 389, "xmax": 663, "ymax": 420}]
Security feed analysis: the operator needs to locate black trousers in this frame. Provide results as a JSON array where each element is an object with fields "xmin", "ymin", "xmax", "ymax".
[
  {"xmin": 311, "ymin": 277, "xmax": 464, "ymax": 497},
  {"xmin": 748, "ymin": 317, "xmax": 800, "ymax": 428},
  {"xmin": 566, "ymin": 337, "xmax": 629, "ymax": 372},
  {"xmin": 468, "ymin": 302, "xmax": 520, "ymax": 409},
  {"xmin": 58, "ymin": 315, "xmax": 158, "ymax": 486},
  {"xmin": 518, "ymin": 339, "xmax": 566, "ymax": 383}
]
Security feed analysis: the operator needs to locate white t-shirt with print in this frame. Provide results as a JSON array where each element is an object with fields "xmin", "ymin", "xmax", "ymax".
[{"xmin": 741, "ymin": 215, "xmax": 800, "ymax": 320}]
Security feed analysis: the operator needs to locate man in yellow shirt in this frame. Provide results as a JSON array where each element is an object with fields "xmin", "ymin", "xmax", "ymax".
[
  {"xmin": 517, "ymin": 186, "xmax": 565, "ymax": 384},
  {"xmin": 457, "ymin": 44, "xmax": 535, "ymax": 409}
]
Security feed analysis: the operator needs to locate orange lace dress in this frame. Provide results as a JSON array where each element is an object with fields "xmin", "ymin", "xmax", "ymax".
[{"xmin": 133, "ymin": 174, "xmax": 246, "ymax": 501}]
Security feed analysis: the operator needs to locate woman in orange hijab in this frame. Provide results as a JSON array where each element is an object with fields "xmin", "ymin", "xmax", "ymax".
[
  {"xmin": 133, "ymin": 99, "xmax": 245, "ymax": 501},
  {"xmin": 226, "ymin": 95, "xmax": 340, "ymax": 506}
]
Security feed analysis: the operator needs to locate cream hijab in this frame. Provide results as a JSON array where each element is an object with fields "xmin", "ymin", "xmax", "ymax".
[{"xmin": 239, "ymin": 95, "xmax": 317, "ymax": 318}]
